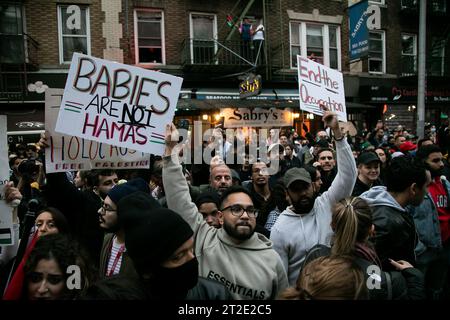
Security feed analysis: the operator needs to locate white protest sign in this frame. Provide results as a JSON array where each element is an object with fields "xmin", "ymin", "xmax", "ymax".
[
  {"xmin": 55, "ymin": 53, "xmax": 183, "ymax": 154},
  {"xmin": 46, "ymin": 89, "xmax": 151, "ymax": 173},
  {"xmin": 222, "ymin": 108, "xmax": 293, "ymax": 128},
  {"xmin": 297, "ymin": 55, "xmax": 347, "ymax": 122},
  {"xmin": 0, "ymin": 115, "xmax": 14, "ymax": 246}
]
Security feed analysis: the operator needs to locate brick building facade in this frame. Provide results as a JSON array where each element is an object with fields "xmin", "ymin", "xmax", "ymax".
[{"xmin": 1, "ymin": 0, "xmax": 449, "ymax": 138}]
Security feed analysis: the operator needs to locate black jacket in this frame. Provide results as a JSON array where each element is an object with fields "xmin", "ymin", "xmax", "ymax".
[
  {"xmin": 360, "ymin": 187, "xmax": 418, "ymax": 271},
  {"xmin": 44, "ymin": 172, "xmax": 104, "ymax": 267},
  {"xmin": 352, "ymin": 177, "xmax": 382, "ymax": 197},
  {"xmin": 302, "ymin": 244, "xmax": 425, "ymax": 300}
]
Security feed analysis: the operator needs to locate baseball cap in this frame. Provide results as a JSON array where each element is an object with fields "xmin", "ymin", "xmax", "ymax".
[
  {"xmin": 399, "ymin": 141, "xmax": 417, "ymax": 152},
  {"xmin": 357, "ymin": 152, "xmax": 381, "ymax": 165},
  {"xmin": 284, "ymin": 167, "xmax": 311, "ymax": 188}
]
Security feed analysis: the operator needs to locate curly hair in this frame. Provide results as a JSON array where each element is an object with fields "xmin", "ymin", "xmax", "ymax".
[{"xmin": 24, "ymin": 233, "xmax": 96, "ymax": 300}]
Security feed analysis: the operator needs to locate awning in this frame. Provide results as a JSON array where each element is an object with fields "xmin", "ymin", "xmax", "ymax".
[{"xmin": 178, "ymin": 88, "xmax": 376, "ymax": 110}]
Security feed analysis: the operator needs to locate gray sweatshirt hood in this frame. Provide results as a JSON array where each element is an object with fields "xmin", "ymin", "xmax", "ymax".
[{"xmin": 359, "ymin": 186, "xmax": 406, "ymax": 212}]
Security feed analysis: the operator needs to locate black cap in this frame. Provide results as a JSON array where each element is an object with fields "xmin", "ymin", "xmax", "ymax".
[{"xmin": 357, "ymin": 152, "xmax": 381, "ymax": 165}]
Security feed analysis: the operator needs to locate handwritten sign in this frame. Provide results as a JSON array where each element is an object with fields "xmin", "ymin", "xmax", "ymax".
[
  {"xmin": 55, "ymin": 53, "xmax": 183, "ymax": 154},
  {"xmin": 222, "ymin": 108, "xmax": 293, "ymax": 128},
  {"xmin": 297, "ymin": 55, "xmax": 347, "ymax": 122},
  {"xmin": 0, "ymin": 115, "xmax": 13, "ymax": 246},
  {"xmin": 46, "ymin": 89, "xmax": 151, "ymax": 173}
]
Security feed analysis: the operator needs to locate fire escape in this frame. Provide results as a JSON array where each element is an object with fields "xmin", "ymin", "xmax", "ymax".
[
  {"xmin": 0, "ymin": 2, "xmax": 39, "ymax": 103},
  {"xmin": 181, "ymin": 0, "xmax": 272, "ymax": 79}
]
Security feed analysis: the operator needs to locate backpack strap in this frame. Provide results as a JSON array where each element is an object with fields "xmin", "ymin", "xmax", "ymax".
[{"xmin": 384, "ymin": 271, "xmax": 392, "ymax": 300}]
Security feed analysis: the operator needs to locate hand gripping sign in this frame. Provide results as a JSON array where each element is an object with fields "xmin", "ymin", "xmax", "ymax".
[
  {"xmin": 297, "ymin": 55, "xmax": 347, "ymax": 122},
  {"xmin": 55, "ymin": 53, "xmax": 183, "ymax": 155}
]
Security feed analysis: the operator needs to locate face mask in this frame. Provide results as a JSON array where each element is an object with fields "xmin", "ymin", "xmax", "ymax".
[{"xmin": 149, "ymin": 257, "xmax": 199, "ymax": 299}]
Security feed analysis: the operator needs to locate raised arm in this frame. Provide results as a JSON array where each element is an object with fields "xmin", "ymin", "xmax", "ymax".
[
  {"xmin": 162, "ymin": 123, "xmax": 204, "ymax": 234},
  {"xmin": 321, "ymin": 109, "xmax": 357, "ymax": 205}
]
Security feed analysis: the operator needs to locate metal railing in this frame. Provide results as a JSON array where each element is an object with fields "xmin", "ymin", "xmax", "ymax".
[
  {"xmin": 0, "ymin": 32, "xmax": 39, "ymax": 67},
  {"xmin": 181, "ymin": 38, "xmax": 265, "ymax": 67}
]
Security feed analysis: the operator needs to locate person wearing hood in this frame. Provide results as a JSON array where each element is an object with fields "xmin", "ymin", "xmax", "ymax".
[
  {"xmin": 163, "ymin": 123, "xmax": 288, "ymax": 300},
  {"xmin": 411, "ymin": 144, "xmax": 450, "ymax": 299},
  {"xmin": 85, "ymin": 192, "xmax": 231, "ymax": 300},
  {"xmin": 360, "ymin": 156, "xmax": 431, "ymax": 271},
  {"xmin": 270, "ymin": 107, "xmax": 357, "ymax": 286},
  {"xmin": 98, "ymin": 178, "xmax": 156, "ymax": 279}
]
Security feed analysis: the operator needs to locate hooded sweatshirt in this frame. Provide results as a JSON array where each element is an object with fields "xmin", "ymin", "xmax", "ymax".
[
  {"xmin": 270, "ymin": 138, "xmax": 357, "ymax": 286},
  {"xmin": 359, "ymin": 186, "xmax": 417, "ymax": 270},
  {"xmin": 163, "ymin": 157, "xmax": 288, "ymax": 300}
]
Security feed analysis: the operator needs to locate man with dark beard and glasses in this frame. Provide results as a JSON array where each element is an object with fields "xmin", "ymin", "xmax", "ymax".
[
  {"xmin": 163, "ymin": 124, "xmax": 288, "ymax": 300},
  {"xmin": 270, "ymin": 108, "xmax": 357, "ymax": 286},
  {"xmin": 411, "ymin": 145, "xmax": 450, "ymax": 299}
]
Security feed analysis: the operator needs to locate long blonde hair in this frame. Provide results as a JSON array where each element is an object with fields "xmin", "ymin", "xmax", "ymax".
[
  {"xmin": 278, "ymin": 256, "xmax": 367, "ymax": 300},
  {"xmin": 331, "ymin": 197, "xmax": 373, "ymax": 256}
]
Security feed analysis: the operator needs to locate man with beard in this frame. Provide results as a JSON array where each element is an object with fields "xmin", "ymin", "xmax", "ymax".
[
  {"xmin": 98, "ymin": 178, "xmax": 156, "ymax": 279},
  {"xmin": 163, "ymin": 123, "xmax": 288, "ymax": 300},
  {"xmin": 360, "ymin": 156, "xmax": 431, "ymax": 271},
  {"xmin": 270, "ymin": 109, "xmax": 357, "ymax": 286},
  {"xmin": 247, "ymin": 162, "xmax": 271, "ymax": 210},
  {"xmin": 411, "ymin": 145, "xmax": 450, "ymax": 299}
]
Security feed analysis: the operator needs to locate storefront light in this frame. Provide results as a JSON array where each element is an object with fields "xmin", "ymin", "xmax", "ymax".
[
  {"xmin": 202, "ymin": 114, "xmax": 208, "ymax": 120},
  {"xmin": 214, "ymin": 114, "xmax": 221, "ymax": 121},
  {"xmin": 293, "ymin": 113, "xmax": 300, "ymax": 119}
]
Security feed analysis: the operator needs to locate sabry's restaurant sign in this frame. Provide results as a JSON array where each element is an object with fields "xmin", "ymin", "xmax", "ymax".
[{"xmin": 222, "ymin": 108, "xmax": 293, "ymax": 128}]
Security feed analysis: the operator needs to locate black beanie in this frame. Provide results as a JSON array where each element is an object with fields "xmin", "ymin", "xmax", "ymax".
[
  {"xmin": 108, "ymin": 178, "xmax": 150, "ymax": 205},
  {"xmin": 118, "ymin": 192, "xmax": 193, "ymax": 273}
]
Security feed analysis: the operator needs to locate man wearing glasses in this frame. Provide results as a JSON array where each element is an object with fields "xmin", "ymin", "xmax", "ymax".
[{"xmin": 163, "ymin": 124, "xmax": 288, "ymax": 300}]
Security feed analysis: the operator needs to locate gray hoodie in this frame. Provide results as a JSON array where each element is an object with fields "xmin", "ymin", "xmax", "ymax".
[
  {"xmin": 163, "ymin": 156, "xmax": 288, "ymax": 300},
  {"xmin": 270, "ymin": 139, "xmax": 357, "ymax": 286}
]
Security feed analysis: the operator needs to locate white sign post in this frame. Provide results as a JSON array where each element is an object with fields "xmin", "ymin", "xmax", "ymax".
[
  {"xmin": 297, "ymin": 55, "xmax": 347, "ymax": 122},
  {"xmin": 55, "ymin": 53, "xmax": 183, "ymax": 155},
  {"xmin": 0, "ymin": 115, "xmax": 14, "ymax": 246},
  {"xmin": 46, "ymin": 89, "xmax": 151, "ymax": 173}
]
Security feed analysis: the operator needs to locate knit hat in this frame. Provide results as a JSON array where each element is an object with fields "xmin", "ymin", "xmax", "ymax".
[
  {"xmin": 118, "ymin": 192, "xmax": 193, "ymax": 272},
  {"xmin": 108, "ymin": 178, "xmax": 150, "ymax": 205}
]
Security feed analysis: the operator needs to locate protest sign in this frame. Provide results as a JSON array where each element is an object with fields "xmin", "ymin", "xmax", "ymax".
[
  {"xmin": 297, "ymin": 55, "xmax": 347, "ymax": 122},
  {"xmin": 0, "ymin": 115, "xmax": 14, "ymax": 246},
  {"xmin": 55, "ymin": 53, "xmax": 183, "ymax": 154},
  {"xmin": 46, "ymin": 89, "xmax": 151, "ymax": 173}
]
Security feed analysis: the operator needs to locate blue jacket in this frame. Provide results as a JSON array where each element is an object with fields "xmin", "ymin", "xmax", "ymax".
[{"xmin": 408, "ymin": 178, "xmax": 450, "ymax": 256}]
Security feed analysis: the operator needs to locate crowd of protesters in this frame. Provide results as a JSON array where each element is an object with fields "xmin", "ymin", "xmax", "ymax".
[{"xmin": 1, "ymin": 108, "xmax": 450, "ymax": 300}]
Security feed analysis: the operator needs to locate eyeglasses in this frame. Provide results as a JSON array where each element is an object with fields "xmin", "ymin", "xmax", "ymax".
[
  {"xmin": 100, "ymin": 204, "xmax": 117, "ymax": 212},
  {"xmin": 221, "ymin": 204, "xmax": 257, "ymax": 218}
]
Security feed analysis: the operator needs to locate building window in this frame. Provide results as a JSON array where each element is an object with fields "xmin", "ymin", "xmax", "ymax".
[
  {"xmin": 57, "ymin": 5, "xmax": 90, "ymax": 64},
  {"xmin": 290, "ymin": 22, "xmax": 341, "ymax": 70},
  {"xmin": 134, "ymin": 10, "xmax": 165, "ymax": 65},
  {"xmin": 401, "ymin": 0, "xmax": 417, "ymax": 8},
  {"xmin": 401, "ymin": 34, "xmax": 417, "ymax": 76},
  {"xmin": 431, "ymin": 0, "xmax": 446, "ymax": 13},
  {"xmin": 429, "ymin": 37, "xmax": 446, "ymax": 76},
  {"xmin": 369, "ymin": 0, "xmax": 385, "ymax": 5},
  {"xmin": 0, "ymin": 4, "xmax": 24, "ymax": 63},
  {"xmin": 368, "ymin": 31, "xmax": 385, "ymax": 73},
  {"xmin": 189, "ymin": 13, "xmax": 217, "ymax": 64}
]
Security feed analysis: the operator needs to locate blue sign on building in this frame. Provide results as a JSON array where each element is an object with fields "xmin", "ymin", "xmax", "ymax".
[{"xmin": 349, "ymin": 0, "xmax": 369, "ymax": 61}]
